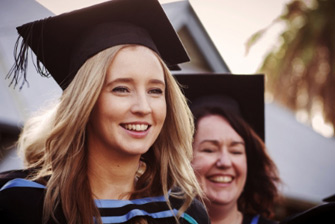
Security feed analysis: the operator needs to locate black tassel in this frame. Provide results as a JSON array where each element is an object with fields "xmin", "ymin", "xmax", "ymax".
[
  {"xmin": 6, "ymin": 36, "xmax": 30, "ymax": 90},
  {"xmin": 6, "ymin": 20, "xmax": 51, "ymax": 90},
  {"xmin": 31, "ymin": 18, "xmax": 51, "ymax": 79}
]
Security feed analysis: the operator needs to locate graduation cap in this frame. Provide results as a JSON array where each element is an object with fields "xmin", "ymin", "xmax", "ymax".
[
  {"xmin": 173, "ymin": 74, "xmax": 265, "ymax": 141},
  {"xmin": 280, "ymin": 202, "xmax": 335, "ymax": 224},
  {"xmin": 7, "ymin": 0, "xmax": 189, "ymax": 90},
  {"xmin": 323, "ymin": 194, "xmax": 335, "ymax": 202}
]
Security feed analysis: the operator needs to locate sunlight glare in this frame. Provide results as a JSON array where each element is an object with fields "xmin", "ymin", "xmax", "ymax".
[{"xmin": 312, "ymin": 113, "xmax": 334, "ymax": 138}]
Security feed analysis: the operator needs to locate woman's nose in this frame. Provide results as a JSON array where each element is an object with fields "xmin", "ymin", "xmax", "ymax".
[
  {"xmin": 216, "ymin": 151, "xmax": 232, "ymax": 168},
  {"xmin": 131, "ymin": 93, "xmax": 152, "ymax": 115}
]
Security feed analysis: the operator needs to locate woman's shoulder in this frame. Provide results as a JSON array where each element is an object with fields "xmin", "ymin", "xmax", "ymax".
[
  {"xmin": 0, "ymin": 169, "xmax": 32, "ymax": 188},
  {"xmin": 95, "ymin": 194, "xmax": 210, "ymax": 224},
  {"xmin": 185, "ymin": 198, "xmax": 210, "ymax": 224},
  {"xmin": 0, "ymin": 178, "xmax": 46, "ymax": 223},
  {"xmin": 258, "ymin": 216, "xmax": 278, "ymax": 224},
  {"xmin": 169, "ymin": 196, "xmax": 210, "ymax": 224},
  {"xmin": 0, "ymin": 177, "xmax": 46, "ymax": 194},
  {"xmin": 243, "ymin": 214, "xmax": 278, "ymax": 224}
]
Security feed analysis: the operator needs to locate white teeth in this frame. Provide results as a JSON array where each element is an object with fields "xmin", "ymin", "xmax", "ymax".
[
  {"xmin": 209, "ymin": 176, "xmax": 233, "ymax": 183},
  {"xmin": 124, "ymin": 124, "xmax": 148, "ymax": 131}
]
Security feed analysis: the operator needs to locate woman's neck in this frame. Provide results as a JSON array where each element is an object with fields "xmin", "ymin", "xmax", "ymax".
[
  {"xmin": 87, "ymin": 146, "xmax": 141, "ymax": 200},
  {"xmin": 207, "ymin": 202, "xmax": 243, "ymax": 224}
]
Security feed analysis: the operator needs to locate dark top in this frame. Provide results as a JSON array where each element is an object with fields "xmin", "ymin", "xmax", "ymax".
[
  {"xmin": 243, "ymin": 214, "xmax": 278, "ymax": 224},
  {"xmin": 0, "ymin": 177, "xmax": 210, "ymax": 224}
]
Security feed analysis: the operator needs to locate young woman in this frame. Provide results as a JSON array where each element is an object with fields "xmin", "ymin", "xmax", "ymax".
[
  {"xmin": 0, "ymin": 1, "xmax": 209, "ymax": 224},
  {"xmin": 175, "ymin": 74, "xmax": 281, "ymax": 224}
]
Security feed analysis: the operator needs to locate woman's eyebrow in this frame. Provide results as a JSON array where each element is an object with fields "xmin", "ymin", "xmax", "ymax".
[
  {"xmin": 106, "ymin": 78, "xmax": 165, "ymax": 86},
  {"xmin": 199, "ymin": 139, "xmax": 220, "ymax": 146},
  {"xmin": 105, "ymin": 78, "xmax": 133, "ymax": 87},
  {"xmin": 149, "ymin": 79, "xmax": 165, "ymax": 87},
  {"xmin": 231, "ymin": 141, "xmax": 245, "ymax": 146}
]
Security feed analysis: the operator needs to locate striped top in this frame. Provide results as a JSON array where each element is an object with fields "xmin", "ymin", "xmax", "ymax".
[{"xmin": 0, "ymin": 178, "xmax": 209, "ymax": 224}]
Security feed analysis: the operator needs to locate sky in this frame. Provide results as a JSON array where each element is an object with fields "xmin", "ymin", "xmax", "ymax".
[
  {"xmin": 36, "ymin": 0, "xmax": 291, "ymax": 74},
  {"xmin": 188, "ymin": 0, "xmax": 290, "ymax": 74}
]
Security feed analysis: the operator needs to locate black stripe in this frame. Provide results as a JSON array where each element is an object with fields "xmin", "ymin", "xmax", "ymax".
[{"xmin": 98, "ymin": 201, "xmax": 173, "ymax": 216}]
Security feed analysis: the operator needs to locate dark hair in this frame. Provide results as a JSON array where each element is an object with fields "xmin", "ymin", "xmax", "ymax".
[{"xmin": 191, "ymin": 96, "xmax": 280, "ymax": 217}]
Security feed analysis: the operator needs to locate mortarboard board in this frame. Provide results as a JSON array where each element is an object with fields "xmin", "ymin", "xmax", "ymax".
[
  {"xmin": 280, "ymin": 201, "xmax": 335, "ymax": 224},
  {"xmin": 323, "ymin": 194, "xmax": 335, "ymax": 202},
  {"xmin": 173, "ymin": 74, "xmax": 265, "ymax": 141},
  {"xmin": 7, "ymin": 0, "xmax": 189, "ymax": 90}
]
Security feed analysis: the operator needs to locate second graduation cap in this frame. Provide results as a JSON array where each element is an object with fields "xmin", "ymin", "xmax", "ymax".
[
  {"xmin": 173, "ymin": 74, "xmax": 265, "ymax": 141},
  {"xmin": 8, "ymin": 0, "xmax": 189, "ymax": 90}
]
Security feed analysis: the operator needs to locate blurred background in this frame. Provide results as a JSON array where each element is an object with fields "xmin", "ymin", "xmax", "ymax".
[{"xmin": 0, "ymin": 0, "xmax": 334, "ymax": 221}]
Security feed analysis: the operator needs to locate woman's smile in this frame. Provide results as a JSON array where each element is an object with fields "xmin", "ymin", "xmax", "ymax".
[
  {"xmin": 207, "ymin": 174, "xmax": 234, "ymax": 184},
  {"xmin": 120, "ymin": 122, "xmax": 152, "ymax": 138},
  {"xmin": 121, "ymin": 123, "xmax": 150, "ymax": 132}
]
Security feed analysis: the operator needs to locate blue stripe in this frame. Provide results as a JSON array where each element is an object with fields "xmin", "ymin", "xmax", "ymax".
[
  {"xmin": 1, "ymin": 178, "xmax": 169, "ymax": 208},
  {"xmin": 183, "ymin": 213, "xmax": 198, "ymax": 224},
  {"xmin": 0, "ymin": 178, "xmax": 46, "ymax": 191},
  {"xmin": 251, "ymin": 215, "xmax": 260, "ymax": 224},
  {"xmin": 100, "ymin": 208, "xmax": 179, "ymax": 223},
  {"xmin": 1, "ymin": 178, "xmax": 192, "ymax": 223},
  {"xmin": 95, "ymin": 195, "xmax": 167, "ymax": 208}
]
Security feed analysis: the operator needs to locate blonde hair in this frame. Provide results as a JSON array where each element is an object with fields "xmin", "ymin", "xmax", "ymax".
[
  {"xmin": 18, "ymin": 103, "xmax": 57, "ymax": 171},
  {"xmin": 17, "ymin": 45, "xmax": 203, "ymax": 224}
]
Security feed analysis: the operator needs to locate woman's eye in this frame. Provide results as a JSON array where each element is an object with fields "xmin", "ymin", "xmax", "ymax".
[
  {"xmin": 112, "ymin": 86, "xmax": 129, "ymax": 93},
  {"xmin": 202, "ymin": 148, "xmax": 214, "ymax": 153},
  {"xmin": 232, "ymin": 151, "xmax": 243, "ymax": 155},
  {"xmin": 230, "ymin": 149, "xmax": 244, "ymax": 155},
  {"xmin": 149, "ymin": 88, "xmax": 163, "ymax": 95}
]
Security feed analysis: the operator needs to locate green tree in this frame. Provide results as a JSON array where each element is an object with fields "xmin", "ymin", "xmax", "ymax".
[{"xmin": 247, "ymin": 0, "xmax": 335, "ymax": 136}]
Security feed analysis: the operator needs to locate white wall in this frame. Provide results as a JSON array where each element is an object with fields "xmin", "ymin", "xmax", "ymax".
[{"xmin": 266, "ymin": 102, "xmax": 335, "ymax": 204}]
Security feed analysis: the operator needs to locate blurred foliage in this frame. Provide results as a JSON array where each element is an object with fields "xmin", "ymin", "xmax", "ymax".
[{"xmin": 246, "ymin": 0, "xmax": 335, "ymax": 136}]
